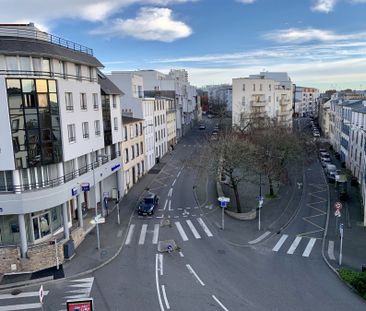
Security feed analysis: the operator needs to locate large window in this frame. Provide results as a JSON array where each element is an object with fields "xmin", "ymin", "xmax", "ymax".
[
  {"xmin": 65, "ymin": 92, "xmax": 73, "ymax": 111},
  {"xmin": 82, "ymin": 122, "xmax": 89, "ymax": 139},
  {"xmin": 93, "ymin": 93, "xmax": 98, "ymax": 110},
  {"xmin": 80, "ymin": 93, "xmax": 87, "ymax": 110},
  {"xmin": 114, "ymin": 117, "xmax": 118, "ymax": 131},
  {"xmin": 94, "ymin": 120, "xmax": 101, "ymax": 136},
  {"xmin": 67, "ymin": 124, "xmax": 76, "ymax": 143},
  {"xmin": 6, "ymin": 78, "xmax": 62, "ymax": 169}
]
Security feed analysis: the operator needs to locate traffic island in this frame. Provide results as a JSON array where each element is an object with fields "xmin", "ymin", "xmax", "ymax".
[{"xmin": 224, "ymin": 209, "xmax": 257, "ymax": 220}]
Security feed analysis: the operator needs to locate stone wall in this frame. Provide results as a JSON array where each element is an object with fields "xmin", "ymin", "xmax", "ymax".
[
  {"xmin": 0, "ymin": 247, "xmax": 21, "ymax": 273},
  {"xmin": 71, "ymin": 227, "xmax": 85, "ymax": 248}
]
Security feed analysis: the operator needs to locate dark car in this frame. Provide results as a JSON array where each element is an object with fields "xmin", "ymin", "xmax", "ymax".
[
  {"xmin": 199, "ymin": 124, "xmax": 206, "ymax": 130},
  {"xmin": 138, "ymin": 192, "xmax": 159, "ymax": 216}
]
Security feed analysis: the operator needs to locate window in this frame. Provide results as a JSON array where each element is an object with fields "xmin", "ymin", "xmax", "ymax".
[
  {"xmin": 80, "ymin": 93, "xmax": 87, "ymax": 110},
  {"xmin": 65, "ymin": 92, "xmax": 73, "ymax": 111},
  {"xmin": 67, "ymin": 124, "xmax": 76, "ymax": 143},
  {"xmin": 131, "ymin": 145, "xmax": 135, "ymax": 159},
  {"xmin": 136, "ymin": 143, "xmax": 139, "ymax": 156},
  {"xmin": 259, "ymin": 84, "xmax": 263, "ymax": 91},
  {"xmin": 140, "ymin": 123, "xmax": 143, "ymax": 135},
  {"xmin": 140, "ymin": 142, "xmax": 144, "ymax": 154},
  {"xmin": 130, "ymin": 126, "xmax": 134, "ymax": 138},
  {"xmin": 42, "ymin": 58, "xmax": 50, "ymax": 74},
  {"xmin": 19, "ymin": 56, "xmax": 31, "ymax": 74},
  {"xmin": 135, "ymin": 124, "xmax": 138, "ymax": 136},
  {"xmin": 82, "ymin": 122, "xmax": 89, "ymax": 139},
  {"xmin": 75, "ymin": 64, "xmax": 81, "ymax": 80},
  {"xmin": 242, "ymin": 84, "xmax": 245, "ymax": 91},
  {"xmin": 112, "ymin": 95, "xmax": 117, "ymax": 108},
  {"xmin": 138, "ymin": 86, "xmax": 143, "ymax": 98},
  {"xmin": 124, "ymin": 126, "xmax": 127, "ymax": 141},
  {"xmin": 114, "ymin": 117, "xmax": 118, "ymax": 131},
  {"xmin": 89, "ymin": 67, "xmax": 94, "ymax": 81},
  {"xmin": 32, "ymin": 58, "xmax": 42, "ymax": 74},
  {"xmin": 253, "ymin": 84, "xmax": 256, "ymax": 91},
  {"xmin": 93, "ymin": 93, "xmax": 98, "ymax": 109},
  {"xmin": 125, "ymin": 148, "xmax": 129, "ymax": 163},
  {"xmin": 6, "ymin": 56, "xmax": 18, "ymax": 71},
  {"xmin": 268, "ymin": 96, "xmax": 271, "ymax": 102},
  {"xmin": 94, "ymin": 120, "xmax": 101, "ymax": 136},
  {"xmin": 241, "ymin": 96, "xmax": 245, "ymax": 105}
]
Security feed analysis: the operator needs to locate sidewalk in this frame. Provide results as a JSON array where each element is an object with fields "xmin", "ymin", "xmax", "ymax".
[
  {"xmin": 194, "ymin": 164, "xmax": 304, "ymax": 245},
  {"xmin": 0, "ymin": 159, "xmax": 168, "ymax": 289},
  {"xmin": 324, "ymin": 148, "xmax": 366, "ymax": 272}
]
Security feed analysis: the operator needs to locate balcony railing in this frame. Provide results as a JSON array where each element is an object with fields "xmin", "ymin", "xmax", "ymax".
[
  {"xmin": 0, "ymin": 26, "xmax": 93, "ymax": 55},
  {"xmin": 0, "ymin": 151, "xmax": 121, "ymax": 193},
  {"xmin": 250, "ymin": 100, "xmax": 266, "ymax": 107}
]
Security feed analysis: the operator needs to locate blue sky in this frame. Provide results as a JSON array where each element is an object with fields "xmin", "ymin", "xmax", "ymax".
[{"xmin": 2, "ymin": 0, "xmax": 366, "ymax": 90}]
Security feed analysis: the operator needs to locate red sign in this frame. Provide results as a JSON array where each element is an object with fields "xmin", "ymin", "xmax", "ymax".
[
  {"xmin": 335, "ymin": 202, "xmax": 343, "ymax": 210},
  {"xmin": 66, "ymin": 299, "xmax": 93, "ymax": 311}
]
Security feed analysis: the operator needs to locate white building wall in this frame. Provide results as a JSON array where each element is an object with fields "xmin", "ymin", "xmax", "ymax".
[{"xmin": 142, "ymin": 99, "xmax": 155, "ymax": 171}]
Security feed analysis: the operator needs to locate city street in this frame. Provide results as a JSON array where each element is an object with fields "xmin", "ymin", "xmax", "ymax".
[{"xmin": 1, "ymin": 119, "xmax": 365, "ymax": 311}]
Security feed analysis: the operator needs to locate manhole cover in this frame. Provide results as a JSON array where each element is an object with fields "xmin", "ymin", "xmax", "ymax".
[
  {"xmin": 217, "ymin": 249, "xmax": 226, "ymax": 255},
  {"xmin": 11, "ymin": 289, "xmax": 21, "ymax": 295}
]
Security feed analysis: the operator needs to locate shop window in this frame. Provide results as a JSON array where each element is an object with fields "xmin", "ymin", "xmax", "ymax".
[{"xmin": 32, "ymin": 212, "xmax": 51, "ymax": 241}]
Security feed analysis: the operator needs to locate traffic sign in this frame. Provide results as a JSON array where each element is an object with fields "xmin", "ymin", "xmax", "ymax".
[
  {"xmin": 81, "ymin": 182, "xmax": 90, "ymax": 192},
  {"xmin": 218, "ymin": 196, "xmax": 230, "ymax": 203},
  {"xmin": 39, "ymin": 285, "xmax": 44, "ymax": 304},
  {"xmin": 334, "ymin": 202, "xmax": 343, "ymax": 210},
  {"xmin": 256, "ymin": 195, "xmax": 264, "ymax": 201},
  {"xmin": 220, "ymin": 201, "xmax": 227, "ymax": 208},
  {"xmin": 334, "ymin": 210, "xmax": 341, "ymax": 217}
]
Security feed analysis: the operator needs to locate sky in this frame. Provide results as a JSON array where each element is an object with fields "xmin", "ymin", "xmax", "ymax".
[{"xmin": 2, "ymin": 0, "xmax": 366, "ymax": 91}]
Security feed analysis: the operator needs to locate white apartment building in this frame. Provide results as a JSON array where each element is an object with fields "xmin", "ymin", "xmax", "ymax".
[
  {"xmin": 294, "ymin": 86, "xmax": 320, "ymax": 117},
  {"xmin": 0, "ymin": 24, "xmax": 124, "ymax": 274},
  {"xmin": 137, "ymin": 69, "xmax": 198, "ymax": 138},
  {"xmin": 107, "ymin": 71, "xmax": 155, "ymax": 171},
  {"xmin": 153, "ymin": 98, "xmax": 168, "ymax": 160},
  {"xmin": 232, "ymin": 72, "xmax": 293, "ymax": 129},
  {"xmin": 204, "ymin": 84, "xmax": 233, "ymax": 112}
]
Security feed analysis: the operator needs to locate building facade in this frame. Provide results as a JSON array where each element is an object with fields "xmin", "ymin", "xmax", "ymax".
[
  {"xmin": 294, "ymin": 86, "xmax": 320, "ymax": 117},
  {"xmin": 0, "ymin": 24, "xmax": 124, "ymax": 273},
  {"xmin": 232, "ymin": 72, "xmax": 293, "ymax": 129}
]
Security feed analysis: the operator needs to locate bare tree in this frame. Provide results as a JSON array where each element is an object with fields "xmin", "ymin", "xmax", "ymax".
[{"xmin": 207, "ymin": 130, "xmax": 255, "ymax": 213}]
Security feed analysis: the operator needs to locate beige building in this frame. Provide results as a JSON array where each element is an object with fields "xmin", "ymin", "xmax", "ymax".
[{"xmin": 122, "ymin": 116, "xmax": 145, "ymax": 193}]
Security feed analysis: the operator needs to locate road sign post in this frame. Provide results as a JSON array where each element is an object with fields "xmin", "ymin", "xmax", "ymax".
[
  {"xmin": 218, "ymin": 197, "xmax": 230, "ymax": 230},
  {"xmin": 339, "ymin": 223, "xmax": 344, "ymax": 266},
  {"xmin": 258, "ymin": 198, "xmax": 264, "ymax": 231}
]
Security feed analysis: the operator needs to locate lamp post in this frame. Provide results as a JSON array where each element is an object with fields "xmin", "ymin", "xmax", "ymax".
[{"xmin": 92, "ymin": 152, "xmax": 109, "ymax": 250}]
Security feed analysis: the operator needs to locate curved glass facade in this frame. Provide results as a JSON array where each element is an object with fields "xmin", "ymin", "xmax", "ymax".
[{"xmin": 7, "ymin": 78, "xmax": 63, "ymax": 169}]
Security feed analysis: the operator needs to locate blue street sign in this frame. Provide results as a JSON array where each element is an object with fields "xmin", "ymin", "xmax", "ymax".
[
  {"xmin": 256, "ymin": 195, "xmax": 264, "ymax": 201},
  {"xmin": 220, "ymin": 201, "xmax": 227, "ymax": 208},
  {"xmin": 71, "ymin": 187, "xmax": 78, "ymax": 196},
  {"xmin": 81, "ymin": 183, "xmax": 90, "ymax": 192},
  {"xmin": 111, "ymin": 164, "xmax": 121, "ymax": 172}
]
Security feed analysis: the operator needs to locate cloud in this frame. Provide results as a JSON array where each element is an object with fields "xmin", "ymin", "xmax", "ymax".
[
  {"xmin": 92, "ymin": 7, "xmax": 192, "ymax": 42},
  {"xmin": 311, "ymin": 0, "xmax": 337, "ymax": 13},
  {"xmin": 0, "ymin": 0, "xmax": 197, "ymax": 26},
  {"xmin": 263, "ymin": 27, "xmax": 366, "ymax": 43},
  {"xmin": 236, "ymin": 0, "xmax": 256, "ymax": 4}
]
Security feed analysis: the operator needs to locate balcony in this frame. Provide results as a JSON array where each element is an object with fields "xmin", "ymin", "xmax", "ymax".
[
  {"xmin": 280, "ymin": 99, "xmax": 291, "ymax": 105},
  {"xmin": 250, "ymin": 100, "xmax": 266, "ymax": 107},
  {"xmin": 277, "ymin": 109, "xmax": 292, "ymax": 116}
]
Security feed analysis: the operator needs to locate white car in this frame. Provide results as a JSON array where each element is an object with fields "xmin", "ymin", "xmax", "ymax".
[{"xmin": 313, "ymin": 132, "xmax": 320, "ymax": 137}]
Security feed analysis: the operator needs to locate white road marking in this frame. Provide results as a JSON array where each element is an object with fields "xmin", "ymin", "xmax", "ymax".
[
  {"xmin": 212, "ymin": 295, "xmax": 229, "ymax": 311},
  {"xmin": 197, "ymin": 218, "xmax": 213, "ymax": 237},
  {"xmin": 163, "ymin": 200, "xmax": 168, "ymax": 211},
  {"xmin": 186, "ymin": 264, "xmax": 205, "ymax": 286},
  {"xmin": 155, "ymin": 254, "xmax": 165, "ymax": 311},
  {"xmin": 287, "ymin": 236, "xmax": 302, "ymax": 254},
  {"xmin": 177, "ymin": 171, "xmax": 181, "ymax": 177},
  {"xmin": 0, "ymin": 303, "xmax": 43, "ymax": 310},
  {"xmin": 168, "ymin": 188, "xmax": 173, "ymax": 197},
  {"xmin": 272, "ymin": 234, "xmax": 288, "ymax": 252},
  {"xmin": 159, "ymin": 254, "xmax": 164, "ymax": 276},
  {"xmin": 248, "ymin": 231, "xmax": 271, "ymax": 244},
  {"xmin": 125, "ymin": 224, "xmax": 135, "ymax": 245},
  {"xmin": 186, "ymin": 220, "xmax": 201, "ymax": 239},
  {"xmin": 139, "ymin": 224, "xmax": 148, "ymax": 245},
  {"xmin": 153, "ymin": 224, "xmax": 160, "ymax": 244},
  {"xmin": 328, "ymin": 240, "xmax": 336, "ymax": 260},
  {"xmin": 302, "ymin": 238, "xmax": 317, "ymax": 257},
  {"xmin": 179, "ymin": 251, "xmax": 184, "ymax": 257},
  {"xmin": 161, "ymin": 285, "xmax": 170, "ymax": 310},
  {"xmin": 168, "ymin": 200, "xmax": 173, "ymax": 211},
  {"xmin": 172, "ymin": 179, "xmax": 176, "ymax": 186},
  {"xmin": 0, "ymin": 291, "xmax": 49, "ymax": 299},
  {"xmin": 175, "ymin": 221, "xmax": 188, "ymax": 241},
  {"xmin": 156, "ymin": 215, "xmax": 164, "ymax": 219}
]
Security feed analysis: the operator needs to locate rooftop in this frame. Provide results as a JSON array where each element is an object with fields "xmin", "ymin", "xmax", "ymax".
[{"xmin": 122, "ymin": 116, "xmax": 144, "ymax": 124}]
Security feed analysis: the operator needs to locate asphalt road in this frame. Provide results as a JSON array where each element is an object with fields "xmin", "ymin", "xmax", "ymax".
[{"xmin": 2, "ymin": 117, "xmax": 365, "ymax": 310}]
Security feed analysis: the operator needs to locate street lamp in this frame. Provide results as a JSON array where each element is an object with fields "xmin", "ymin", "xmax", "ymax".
[{"xmin": 92, "ymin": 152, "xmax": 109, "ymax": 250}]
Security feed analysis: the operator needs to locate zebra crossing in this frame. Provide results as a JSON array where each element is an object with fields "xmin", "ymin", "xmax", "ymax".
[
  {"xmin": 125, "ymin": 217, "xmax": 213, "ymax": 246},
  {"xmin": 0, "ymin": 290, "xmax": 49, "ymax": 311},
  {"xmin": 270, "ymin": 234, "xmax": 321, "ymax": 258}
]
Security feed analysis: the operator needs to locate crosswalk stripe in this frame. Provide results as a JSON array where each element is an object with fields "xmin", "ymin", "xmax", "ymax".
[
  {"xmin": 0, "ymin": 291, "xmax": 49, "ymax": 300},
  {"xmin": 272, "ymin": 234, "xmax": 288, "ymax": 252},
  {"xmin": 302, "ymin": 238, "xmax": 317, "ymax": 257},
  {"xmin": 139, "ymin": 224, "xmax": 148, "ymax": 245},
  {"xmin": 0, "ymin": 303, "xmax": 43, "ymax": 310},
  {"xmin": 125, "ymin": 224, "xmax": 135, "ymax": 245},
  {"xmin": 186, "ymin": 220, "xmax": 201, "ymax": 239},
  {"xmin": 197, "ymin": 218, "xmax": 213, "ymax": 237},
  {"xmin": 328, "ymin": 240, "xmax": 336, "ymax": 260},
  {"xmin": 175, "ymin": 222, "xmax": 188, "ymax": 241},
  {"xmin": 152, "ymin": 224, "xmax": 159, "ymax": 244},
  {"xmin": 287, "ymin": 236, "xmax": 302, "ymax": 254}
]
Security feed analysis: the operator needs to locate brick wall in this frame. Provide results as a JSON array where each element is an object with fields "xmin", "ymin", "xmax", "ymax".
[
  {"xmin": 0, "ymin": 247, "xmax": 21, "ymax": 273},
  {"xmin": 71, "ymin": 227, "xmax": 85, "ymax": 248}
]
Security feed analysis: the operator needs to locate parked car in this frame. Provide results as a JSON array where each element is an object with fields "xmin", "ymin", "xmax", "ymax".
[
  {"xmin": 325, "ymin": 164, "xmax": 337, "ymax": 182},
  {"xmin": 321, "ymin": 157, "xmax": 331, "ymax": 167},
  {"xmin": 313, "ymin": 132, "xmax": 320, "ymax": 137},
  {"xmin": 138, "ymin": 192, "xmax": 159, "ymax": 216},
  {"xmin": 319, "ymin": 148, "xmax": 327, "ymax": 153},
  {"xmin": 199, "ymin": 124, "xmax": 206, "ymax": 130},
  {"xmin": 320, "ymin": 151, "xmax": 330, "ymax": 158}
]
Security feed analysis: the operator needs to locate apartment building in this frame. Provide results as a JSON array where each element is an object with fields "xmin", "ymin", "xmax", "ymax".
[
  {"xmin": 108, "ymin": 71, "xmax": 155, "ymax": 172},
  {"xmin": 121, "ymin": 116, "xmax": 145, "ymax": 193},
  {"xmin": 203, "ymin": 84, "xmax": 232, "ymax": 112},
  {"xmin": 294, "ymin": 86, "xmax": 320, "ymax": 117},
  {"xmin": 153, "ymin": 98, "xmax": 168, "ymax": 160},
  {"xmin": 232, "ymin": 72, "xmax": 293, "ymax": 129},
  {"xmin": 0, "ymin": 24, "xmax": 124, "ymax": 274}
]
